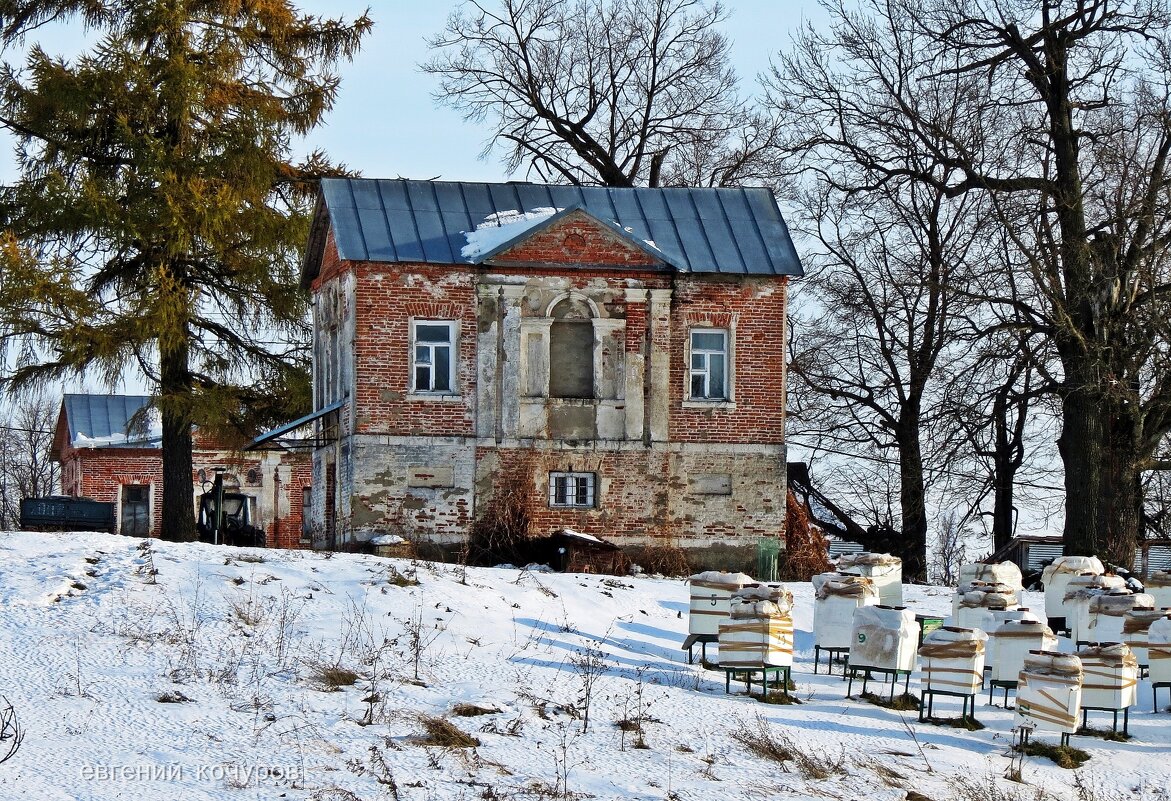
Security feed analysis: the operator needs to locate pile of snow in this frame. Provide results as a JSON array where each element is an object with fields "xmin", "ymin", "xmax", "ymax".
[
  {"xmin": 460, "ymin": 207, "xmax": 560, "ymax": 259},
  {"xmin": 0, "ymin": 531, "xmax": 1169, "ymax": 801}
]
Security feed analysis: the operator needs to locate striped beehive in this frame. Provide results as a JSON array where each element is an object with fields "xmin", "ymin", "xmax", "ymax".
[
  {"xmin": 952, "ymin": 581, "xmax": 1019, "ymax": 632},
  {"xmin": 1043, "ymin": 556, "xmax": 1104, "ymax": 620},
  {"xmin": 1016, "ymin": 651, "xmax": 1084, "ymax": 734},
  {"xmin": 1147, "ymin": 571, "xmax": 1171, "ymax": 610},
  {"xmin": 688, "ymin": 571, "xmax": 754, "ymax": 636},
  {"xmin": 1064, "ymin": 575, "xmax": 1127, "ymax": 642},
  {"xmin": 1122, "ymin": 607, "xmax": 1168, "ymax": 667},
  {"xmin": 1084, "ymin": 591, "xmax": 1156, "ymax": 644},
  {"xmin": 989, "ymin": 619, "xmax": 1058, "ymax": 685},
  {"xmin": 813, "ymin": 572, "xmax": 879, "ymax": 650},
  {"xmin": 1077, "ymin": 643, "xmax": 1138, "ymax": 712},
  {"xmin": 717, "ymin": 586, "xmax": 794, "ymax": 669},
  {"xmin": 838, "ymin": 552, "xmax": 902, "ymax": 606},
  {"xmin": 1148, "ymin": 616, "xmax": 1171, "ymax": 685},
  {"xmin": 919, "ymin": 626, "xmax": 987, "ymax": 696}
]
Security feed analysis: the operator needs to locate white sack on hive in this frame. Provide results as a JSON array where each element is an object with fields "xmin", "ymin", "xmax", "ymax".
[
  {"xmin": 1148, "ymin": 615, "xmax": 1171, "ymax": 685},
  {"xmin": 1043, "ymin": 556, "xmax": 1105, "ymax": 618},
  {"xmin": 919, "ymin": 626, "xmax": 987, "ymax": 696},
  {"xmin": 837, "ymin": 552, "xmax": 903, "ymax": 606},
  {"xmin": 952, "ymin": 581, "xmax": 1020, "ymax": 631},
  {"xmin": 1015, "ymin": 651, "xmax": 1083, "ymax": 734},
  {"xmin": 1146, "ymin": 570, "xmax": 1171, "ymax": 609},
  {"xmin": 1077, "ymin": 643, "xmax": 1138, "ymax": 712},
  {"xmin": 849, "ymin": 605, "xmax": 918, "ymax": 673},
  {"xmin": 959, "ymin": 561, "xmax": 1024, "ymax": 593},
  {"xmin": 1063, "ymin": 575, "xmax": 1127, "ymax": 641},
  {"xmin": 1085, "ymin": 591, "xmax": 1156, "ymax": 644}
]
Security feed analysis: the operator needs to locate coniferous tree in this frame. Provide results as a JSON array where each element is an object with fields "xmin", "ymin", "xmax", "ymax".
[{"xmin": 0, "ymin": 2, "xmax": 372, "ymax": 541}]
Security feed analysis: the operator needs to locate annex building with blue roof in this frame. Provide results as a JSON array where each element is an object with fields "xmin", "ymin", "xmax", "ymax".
[{"xmin": 294, "ymin": 177, "xmax": 802, "ymax": 565}]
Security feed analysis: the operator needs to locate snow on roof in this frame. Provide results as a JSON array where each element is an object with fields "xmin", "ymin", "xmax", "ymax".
[
  {"xmin": 555, "ymin": 527, "xmax": 603, "ymax": 544},
  {"xmin": 460, "ymin": 207, "xmax": 560, "ymax": 259}
]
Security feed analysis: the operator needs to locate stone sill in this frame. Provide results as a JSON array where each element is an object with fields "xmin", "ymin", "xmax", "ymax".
[
  {"xmin": 682, "ymin": 400, "xmax": 737, "ymax": 411},
  {"xmin": 406, "ymin": 393, "xmax": 463, "ymax": 403}
]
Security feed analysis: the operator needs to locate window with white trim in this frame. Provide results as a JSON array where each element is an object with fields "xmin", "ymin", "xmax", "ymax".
[
  {"xmin": 689, "ymin": 329, "xmax": 728, "ymax": 400},
  {"xmin": 549, "ymin": 472, "xmax": 596, "ymax": 508},
  {"xmin": 412, "ymin": 320, "xmax": 456, "ymax": 393}
]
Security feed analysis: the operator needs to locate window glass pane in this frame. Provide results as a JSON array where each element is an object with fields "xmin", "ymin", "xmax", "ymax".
[
  {"xmin": 691, "ymin": 353, "xmax": 705, "ymax": 370},
  {"xmin": 417, "ymin": 324, "xmax": 450, "ymax": 343},
  {"xmin": 415, "ymin": 345, "xmax": 431, "ymax": 364},
  {"xmin": 691, "ymin": 374, "xmax": 706, "ymax": 398},
  {"xmin": 709, "ymin": 354, "xmax": 725, "ymax": 398},
  {"xmin": 415, "ymin": 365, "xmax": 430, "ymax": 390},
  {"xmin": 434, "ymin": 347, "xmax": 451, "ymax": 391},
  {"xmin": 692, "ymin": 332, "xmax": 724, "ymax": 351}
]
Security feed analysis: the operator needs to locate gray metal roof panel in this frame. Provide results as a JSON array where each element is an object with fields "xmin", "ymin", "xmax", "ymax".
[
  {"xmin": 63, "ymin": 394, "xmax": 154, "ymax": 447},
  {"xmin": 314, "ymin": 178, "xmax": 802, "ymax": 277}
]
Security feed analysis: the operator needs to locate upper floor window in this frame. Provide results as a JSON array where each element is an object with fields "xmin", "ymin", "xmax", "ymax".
[
  {"xmin": 549, "ymin": 471, "xmax": 596, "ymax": 508},
  {"xmin": 549, "ymin": 298, "xmax": 594, "ymax": 398},
  {"xmin": 412, "ymin": 320, "xmax": 456, "ymax": 393},
  {"xmin": 690, "ymin": 329, "xmax": 728, "ymax": 400}
]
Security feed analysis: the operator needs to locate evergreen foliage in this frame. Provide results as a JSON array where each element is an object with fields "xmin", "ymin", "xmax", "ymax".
[{"xmin": 0, "ymin": 1, "xmax": 372, "ymax": 540}]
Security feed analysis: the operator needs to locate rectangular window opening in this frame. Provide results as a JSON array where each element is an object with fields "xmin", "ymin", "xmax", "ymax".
[
  {"xmin": 412, "ymin": 320, "xmax": 456, "ymax": 393},
  {"xmin": 689, "ymin": 329, "xmax": 729, "ymax": 400},
  {"xmin": 548, "ymin": 472, "xmax": 596, "ymax": 509}
]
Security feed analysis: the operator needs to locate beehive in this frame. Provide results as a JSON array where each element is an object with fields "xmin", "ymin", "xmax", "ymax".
[
  {"xmin": 919, "ymin": 626, "xmax": 987, "ymax": 696},
  {"xmin": 1077, "ymin": 643, "xmax": 1138, "ymax": 712},
  {"xmin": 1084, "ymin": 592, "xmax": 1156, "ymax": 644},
  {"xmin": 838, "ymin": 553, "xmax": 903, "ymax": 606},
  {"xmin": 813, "ymin": 572, "xmax": 879, "ymax": 650},
  {"xmin": 688, "ymin": 571, "xmax": 754, "ymax": 636},
  {"xmin": 717, "ymin": 586, "xmax": 794, "ymax": 669},
  {"xmin": 1043, "ymin": 556, "xmax": 1105, "ymax": 619},
  {"xmin": 951, "ymin": 581, "xmax": 1019, "ymax": 632},
  {"xmin": 850, "ymin": 605, "xmax": 918, "ymax": 673},
  {"xmin": 988, "ymin": 619, "xmax": 1058, "ymax": 684},
  {"xmin": 1147, "ymin": 571, "xmax": 1171, "ymax": 609},
  {"xmin": 1148, "ymin": 615, "xmax": 1171, "ymax": 685},
  {"xmin": 1016, "ymin": 651, "xmax": 1083, "ymax": 734},
  {"xmin": 959, "ymin": 561, "xmax": 1024, "ymax": 594},
  {"xmin": 1122, "ymin": 607, "xmax": 1168, "ymax": 667},
  {"xmin": 1064, "ymin": 575, "xmax": 1127, "ymax": 642}
]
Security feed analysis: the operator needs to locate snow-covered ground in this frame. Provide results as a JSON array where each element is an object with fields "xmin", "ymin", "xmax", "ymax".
[{"xmin": 0, "ymin": 530, "xmax": 1168, "ymax": 801}]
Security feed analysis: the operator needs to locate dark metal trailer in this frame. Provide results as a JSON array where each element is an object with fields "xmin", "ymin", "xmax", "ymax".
[{"xmin": 19, "ymin": 496, "xmax": 116, "ymax": 533}]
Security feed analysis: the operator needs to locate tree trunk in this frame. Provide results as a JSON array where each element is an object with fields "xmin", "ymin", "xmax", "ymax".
[
  {"xmin": 159, "ymin": 334, "xmax": 196, "ymax": 542},
  {"xmin": 897, "ymin": 420, "xmax": 928, "ymax": 582},
  {"xmin": 990, "ymin": 389, "xmax": 1018, "ymax": 553},
  {"xmin": 1057, "ymin": 358, "xmax": 1107, "ymax": 558}
]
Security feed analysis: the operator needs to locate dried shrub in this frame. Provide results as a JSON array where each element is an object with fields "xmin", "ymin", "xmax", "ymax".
[
  {"xmin": 624, "ymin": 543, "xmax": 691, "ymax": 577},
  {"xmin": 780, "ymin": 490, "xmax": 832, "ymax": 581},
  {"xmin": 729, "ymin": 714, "xmax": 796, "ymax": 765},
  {"xmin": 860, "ymin": 691, "xmax": 921, "ymax": 712},
  {"xmin": 466, "ymin": 478, "xmax": 533, "ymax": 566},
  {"xmin": 155, "ymin": 690, "xmax": 194, "ymax": 703},
  {"xmin": 451, "ymin": 703, "xmax": 499, "ymax": 717},
  {"xmin": 1017, "ymin": 741, "xmax": 1090, "ymax": 769},
  {"xmin": 307, "ymin": 662, "xmax": 360, "ymax": 690},
  {"xmin": 417, "ymin": 715, "xmax": 480, "ymax": 748}
]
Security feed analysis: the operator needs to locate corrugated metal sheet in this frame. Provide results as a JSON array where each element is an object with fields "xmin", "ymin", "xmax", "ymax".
[
  {"xmin": 63, "ymin": 394, "xmax": 156, "ymax": 448},
  {"xmin": 316, "ymin": 178, "xmax": 803, "ymax": 277}
]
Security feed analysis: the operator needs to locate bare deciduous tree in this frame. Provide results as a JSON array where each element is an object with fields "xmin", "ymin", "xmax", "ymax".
[
  {"xmin": 423, "ymin": 0, "xmax": 776, "ymax": 186},
  {"xmin": 0, "ymin": 390, "xmax": 59, "ymax": 528}
]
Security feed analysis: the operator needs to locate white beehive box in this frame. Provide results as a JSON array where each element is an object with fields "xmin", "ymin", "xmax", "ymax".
[
  {"xmin": 838, "ymin": 553, "xmax": 903, "ymax": 606},
  {"xmin": 1085, "ymin": 592, "xmax": 1155, "ymax": 644},
  {"xmin": 1043, "ymin": 556, "xmax": 1104, "ymax": 619},
  {"xmin": 918, "ymin": 626, "xmax": 987, "ymax": 696},
  {"xmin": 688, "ymin": 571, "xmax": 754, "ymax": 636},
  {"xmin": 1122, "ymin": 608, "xmax": 1168, "ymax": 666},
  {"xmin": 1064, "ymin": 575, "xmax": 1127, "ymax": 641},
  {"xmin": 850, "ymin": 605, "xmax": 918, "ymax": 673},
  {"xmin": 986, "ymin": 608, "xmax": 1042, "ymax": 665},
  {"xmin": 1148, "ymin": 615, "xmax": 1171, "ymax": 685},
  {"xmin": 959, "ymin": 561, "xmax": 1024, "ymax": 594},
  {"xmin": 717, "ymin": 587, "xmax": 794, "ymax": 669},
  {"xmin": 952, "ymin": 581, "xmax": 1019, "ymax": 631},
  {"xmin": 989, "ymin": 619, "xmax": 1058, "ymax": 684},
  {"xmin": 1077, "ymin": 643, "xmax": 1138, "ymax": 712},
  {"xmin": 813, "ymin": 573, "xmax": 879, "ymax": 650},
  {"xmin": 1147, "ymin": 571, "xmax": 1171, "ymax": 609},
  {"xmin": 1016, "ymin": 651, "xmax": 1083, "ymax": 734}
]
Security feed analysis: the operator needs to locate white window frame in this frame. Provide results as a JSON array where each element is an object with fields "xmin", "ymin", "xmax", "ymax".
[
  {"xmin": 549, "ymin": 471, "xmax": 596, "ymax": 509},
  {"xmin": 689, "ymin": 328, "xmax": 729, "ymax": 401},
  {"xmin": 411, "ymin": 319, "xmax": 457, "ymax": 394}
]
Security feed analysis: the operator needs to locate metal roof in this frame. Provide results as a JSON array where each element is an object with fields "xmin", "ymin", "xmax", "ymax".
[
  {"xmin": 61, "ymin": 394, "xmax": 158, "ymax": 448},
  {"xmin": 304, "ymin": 178, "xmax": 803, "ymax": 283},
  {"xmin": 244, "ymin": 398, "xmax": 345, "ymax": 451}
]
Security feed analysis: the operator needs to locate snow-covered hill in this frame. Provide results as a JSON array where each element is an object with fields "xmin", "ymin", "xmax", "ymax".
[{"xmin": 0, "ymin": 531, "xmax": 1166, "ymax": 801}]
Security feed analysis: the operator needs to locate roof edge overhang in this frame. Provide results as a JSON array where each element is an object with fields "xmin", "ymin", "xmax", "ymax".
[{"xmin": 301, "ymin": 194, "xmax": 332, "ymax": 289}]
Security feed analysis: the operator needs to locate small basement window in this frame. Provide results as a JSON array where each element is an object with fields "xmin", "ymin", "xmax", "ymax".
[{"xmin": 549, "ymin": 472, "xmax": 596, "ymax": 509}]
